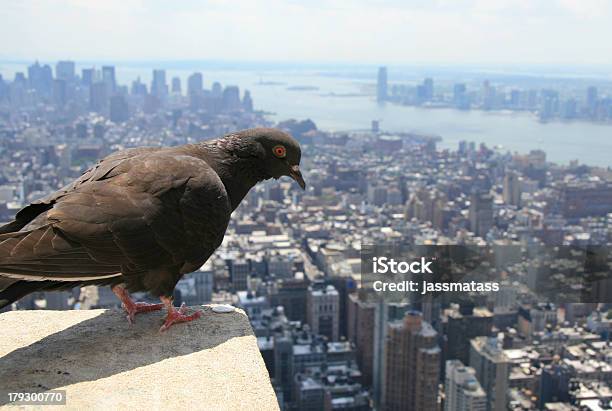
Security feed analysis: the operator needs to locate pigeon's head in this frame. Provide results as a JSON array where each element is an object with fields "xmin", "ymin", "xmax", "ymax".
[{"xmin": 248, "ymin": 128, "xmax": 306, "ymax": 190}]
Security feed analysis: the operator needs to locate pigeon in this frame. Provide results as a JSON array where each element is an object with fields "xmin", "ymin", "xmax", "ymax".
[{"xmin": 0, "ymin": 128, "xmax": 305, "ymax": 331}]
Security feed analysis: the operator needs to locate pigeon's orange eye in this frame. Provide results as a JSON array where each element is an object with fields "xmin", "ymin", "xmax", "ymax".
[{"xmin": 273, "ymin": 145, "xmax": 286, "ymax": 158}]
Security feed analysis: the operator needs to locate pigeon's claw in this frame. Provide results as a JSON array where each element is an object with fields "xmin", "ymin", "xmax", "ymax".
[
  {"xmin": 159, "ymin": 297, "xmax": 202, "ymax": 332},
  {"xmin": 112, "ymin": 285, "xmax": 164, "ymax": 324},
  {"xmin": 125, "ymin": 302, "xmax": 165, "ymax": 324},
  {"xmin": 159, "ymin": 308, "xmax": 202, "ymax": 333}
]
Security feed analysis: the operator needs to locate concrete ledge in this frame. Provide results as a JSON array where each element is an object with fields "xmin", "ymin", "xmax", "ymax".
[{"xmin": 0, "ymin": 306, "xmax": 278, "ymax": 411}]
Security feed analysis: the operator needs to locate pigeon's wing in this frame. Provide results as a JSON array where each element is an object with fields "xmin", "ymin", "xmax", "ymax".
[
  {"xmin": 0, "ymin": 146, "xmax": 162, "ymax": 235},
  {"xmin": 0, "ymin": 151, "xmax": 231, "ymax": 293}
]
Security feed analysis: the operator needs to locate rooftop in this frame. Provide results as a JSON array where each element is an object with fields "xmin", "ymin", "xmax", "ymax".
[{"xmin": 0, "ymin": 306, "xmax": 278, "ymax": 410}]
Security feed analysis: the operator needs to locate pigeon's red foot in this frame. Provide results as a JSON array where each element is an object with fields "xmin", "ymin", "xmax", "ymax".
[
  {"xmin": 159, "ymin": 301, "xmax": 202, "ymax": 332},
  {"xmin": 112, "ymin": 285, "xmax": 164, "ymax": 324},
  {"xmin": 124, "ymin": 302, "xmax": 165, "ymax": 324}
]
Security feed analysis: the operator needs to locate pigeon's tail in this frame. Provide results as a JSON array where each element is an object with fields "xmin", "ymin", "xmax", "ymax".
[
  {"xmin": 0, "ymin": 277, "xmax": 120, "ymax": 309},
  {"xmin": 0, "ymin": 225, "xmax": 124, "ymax": 309}
]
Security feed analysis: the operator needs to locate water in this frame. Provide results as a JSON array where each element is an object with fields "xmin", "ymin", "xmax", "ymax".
[{"xmin": 2, "ymin": 62, "xmax": 611, "ymax": 167}]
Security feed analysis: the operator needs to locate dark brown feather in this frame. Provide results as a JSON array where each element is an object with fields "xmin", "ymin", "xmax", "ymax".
[{"xmin": 1, "ymin": 146, "xmax": 231, "ymax": 300}]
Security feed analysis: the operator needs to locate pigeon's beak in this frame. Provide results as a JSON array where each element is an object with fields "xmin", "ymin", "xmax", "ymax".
[{"xmin": 288, "ymin": 165, "xmax": 306, "ymax": 190}]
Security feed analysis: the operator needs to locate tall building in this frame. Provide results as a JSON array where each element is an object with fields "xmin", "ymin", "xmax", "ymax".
[
  {"xmin": 503, "ymin": 171, "xmax": 521, "ymax": 207},
  {"xmin": 0, "ymin": 74, "xmax": 6, "ymax": 102},
  {"xmin": 444, "ymin": 305, "xmax": 493, "ymax": 366},
  {"xmin": 55, "ymin": 60, "xmax": 75, "ymax": 82},
  {"xmin": 222, "ymin": 86, "xmax": 241, "ymax": 111},
  {"xmin": 274, "ymin": 332, "xmax": 295, "ymax": 402},
  {"xmin": 270, "ymin": 278, "xmax": 308, "ymax": 323},
  {"xmin": 444, "ymin": 360, "xmax": 487, "ymax": 411},
  {"xmin": 423, "ymin": 77, "xmax": 434, "ymax": 100},
  {"xmin": 229, "ymin": 259, "xmax": 249, "ymax": 291},
  {"xmin": 293, "ymin": 375, "xmax": 325, "ymax": 411},
  {"xmin": 131, "ymin": 77, "xmax": 147, "ymax": 96},
  {"xmin": 509, "ymin": 89, "xmax": 520, "ymax": 108},
  {"xmin": 171, "ymin": 76, "xmax": 181, "ymax": 94},
  {"xmin": 384, "ymin": 311, "xmax": 440, "ymax": 411},
  {"xmin": 454, "ymin": 83, "xmax": 469, "ymax": 109},
  {"xmin": 469, "ymin": 190, "xmax": 493, "ymax": 238},
  {"xmin": 151, "ymin": 69, "xmax": 168, "ymax": 98},
  {"xmin": 187, "ymin": 72, "xmax": 203, "ymax": 96},
  {"xmin": 469, "ymin": 336, "xmax": 510, "ymax": 411},
  {"xmin": 81, "ymin": 68, "xmax": 95, "ymax": 87},
  {"xmin": 560, "ymin": 181, "xmax": 612, "ymax": 218},
  {"xmin": 538, "ymin": 362, "xmax": 572, "ymax": 408},
  {"xmin": 109, "ymin": 95, "xmax": 129, "ymax": 123},
  {"xmin": 211, "ymin": 81, "xmax": 223, "ymax": 97},
  {"xmin": 307, "ymin": 282, "xmax": 339, "ymax": 341},
  {"xmin": 347, "ymin": 293, "xmax": 376, "ymax": 385},
  {"xmin": 52, "ymin": 79, "xmax": 67, "ymax": 106},
  {"xmin": 481, "ymin": 80, "xmax": 495, "ymax": 110},
  {"xmin": 242, "ymin": 90, "xmax": 253, "ymax": 112},
  {"xmin": 191, "ymin": 260, "xmax": 214, "ymax": 304},
  {"xmin": 586, "ymin": 86, "xmax": 598, "ymax": 115},
  {"xmin": 377, "ymin": 67, "xmax": 388, "ymax": 102},
  {"xmin": 187, "ymin": 72, "xmax": 204, "ymax": 109},
  {"xmin": 28, "ymin": 61, "xmax": 53, "ymax": 96},
  {"xmin": 89, "ymin": 81, "xmax": 108, "ymax": 113},
  {"xmin": 101, "ymin": 66, "xmax": 116, "ymax": 94}
]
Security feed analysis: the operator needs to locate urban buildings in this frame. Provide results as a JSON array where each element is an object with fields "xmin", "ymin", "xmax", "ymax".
[
  {"xmin": 384, "ymin": 311, "xmax": 440, "ymax": 411},
  {"xmin": 470, "ymin": 337, "xmax": 510, "ymax": 411},
  {"xmin": 307, "ymin": 282, "xmax": 340, "ymax": 342},
  {"xmin": 377, "ymin": 70, "xmax": 612, "ymax": 123},
  {"xmin": 444, "ymin": 360, "xmax": 487, "ymax": 411},
  {"xmin": 1, "ymin": 60, "xmax": 612, "ymax": 410},
  {"xmin": 377, "ymin": 66, "xmax": 387, "ymax": 103}
]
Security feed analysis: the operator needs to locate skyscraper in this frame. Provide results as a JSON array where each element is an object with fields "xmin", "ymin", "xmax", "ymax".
[
  {"xmin": 131, "ymin": 77, "xmax": 147, "ymax": 96},
  {"xmin": 187, "ymin": 72, "xmax": 204, "ymax": 109},
  {"xmin": 81, "ymin": 68, "xmax": 94, "ymax": 87},
  {"xmin": 384, "ymin": 311, "xmax": 440, "ymax": 411},
  {"xmin": 454, "ymin": 83, "xmax": 468, "ymax": 109},
  {"xmin": 211, "ymin": 81, "xmax": 223, "ymax": 97},
  {"xmin": 0, "ymin": 74, "xmax": 6, "ymax": 102},
  {"xmin": 151, "ymin": 69, "xmax": 168, "ymax": 99},
  {"xmin": 52, "ymin": 79, "xmax": 67, "ymax": 106},
  {"xmin": 89, "ymin": 81, "xmax": 107, "ymax": 113},
  {"xmin": 503, "ymin": 171, "xmax": 521, "ymax": 207},
  {"xmin": 307, "ymin": 282, "xmax": 339, "ymax": 341},
  {"xmin": 444, "ymin": 360, "xmax": 487, "ymax": 411},
  {"xmin": 187, "ymin": 72, "xmax": 203, "ymax": 96},
  {"xmin": 28, "ymin": 61, "xmax": 53, "ymax": 96},
  {"xmin": 424, "ymin": 77, "xmax": 434, "ymax": 100},
  {"xmin": 55, "ymin": 60, "xmax": 75, "ymax": 82},
  {"xmin": 469, "ymin": 336, "xmax": 510, "ymax": 411},
  {"xmin": 229, "ymin": 259, "xmax": 249, "ymax": 291},
  {"xmin": 377, "ymin": 67, "xmax": 388, "ymax": 102},
  {"xmin": 102, "ymin": 66, "xmax": 116, "ymax": 94},
  {"xmin": 347, "ymin": 293, "xmax": 376, "ymax": 386},
  {"xmin": 586, "ymin": 86, "xmax": 598, "ymax": 116},
  {"xmin": 242, "ymin": 90, "xmax": 253, "ymax": 112},
  {"xmin": 171, "ymin": 77, "xmax": 181, "ymax": 94},
  {"xmin": 222, "ymin": 86, "xmax": 241, "ymax": 111},
  {"xmin": 109, "ymin": 95, "xmax": 129, "ymax": 123},
  {"xmin": 469, "ymin": 190, "xmax": 493, "ymax": 238},
  {"xmin": 444, "ymin": 305, "xmax": 493, "ymax": 366}
]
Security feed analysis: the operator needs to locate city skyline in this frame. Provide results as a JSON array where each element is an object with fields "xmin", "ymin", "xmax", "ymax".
[
  {"xmin": 3, "ymin": 3, "xmax": 612, "ymax": 409},
  {"xmin": 2, "ymin": 0, "xmax": 612, "ymax": 65},
  {"xmin": 2, "ymin": 53, "xmax": 612, "ymax": 410}
]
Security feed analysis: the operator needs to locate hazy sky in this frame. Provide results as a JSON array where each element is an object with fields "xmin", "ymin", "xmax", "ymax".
[{"xmin": 1, "ymin": 0, "xmax": 611, "ymax": 65}]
